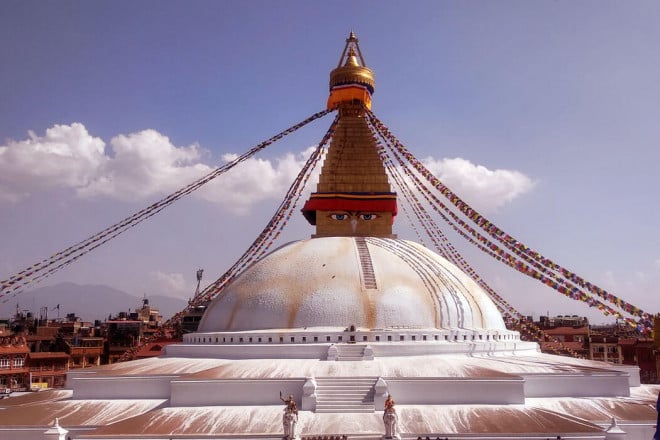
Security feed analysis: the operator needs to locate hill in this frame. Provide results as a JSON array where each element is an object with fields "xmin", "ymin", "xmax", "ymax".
[{"xmin": 0, "ymin": 282, "xmax": 188, "ymax": 323}]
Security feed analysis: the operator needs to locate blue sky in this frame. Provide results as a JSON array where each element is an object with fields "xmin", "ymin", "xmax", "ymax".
[{"xmin": 1, "ymin": 1, "xmax": 659, "ymax": 323}]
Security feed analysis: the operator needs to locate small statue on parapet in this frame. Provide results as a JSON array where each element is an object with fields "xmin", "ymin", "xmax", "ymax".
[
  {"xmin": 383, "ymin": 394, "xmax": 400, "ymax": 440},
  {"xmin": 280, "ymin": 391, "xmax": 299, "ymax": 439}
]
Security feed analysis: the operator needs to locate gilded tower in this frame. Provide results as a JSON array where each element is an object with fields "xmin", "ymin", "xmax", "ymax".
[{"xmin": 302, "ymin": 32, "xmax": 398, "ymax": 237}]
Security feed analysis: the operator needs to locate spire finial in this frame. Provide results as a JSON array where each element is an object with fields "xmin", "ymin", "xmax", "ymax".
[{"xmin": 327, "ymin": 32, "xmax": 375, "ymax": 110}]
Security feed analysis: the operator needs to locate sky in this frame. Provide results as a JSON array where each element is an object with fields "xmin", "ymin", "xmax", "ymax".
[{"xmin": 1, "ymin": 0, "xmax": 659, "ymax": 324}]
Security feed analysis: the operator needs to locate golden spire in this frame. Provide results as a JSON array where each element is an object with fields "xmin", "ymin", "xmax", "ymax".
[{"xmin": 303, "ymin": 33, "xmax": 397, "ymax": 238}]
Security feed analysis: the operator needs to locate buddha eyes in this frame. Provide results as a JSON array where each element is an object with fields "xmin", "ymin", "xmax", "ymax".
[{"xmin": 328, "ymin": 213, "xmax": 379, "ymax": 221}]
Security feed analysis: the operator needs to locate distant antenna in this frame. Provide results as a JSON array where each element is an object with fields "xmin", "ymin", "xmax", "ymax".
[{"xmin": 194, "ymin": 269, "xmax": 204, "ymax": 298}]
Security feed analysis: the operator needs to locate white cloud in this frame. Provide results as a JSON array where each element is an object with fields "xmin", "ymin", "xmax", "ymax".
[
  {"xmin": 149, "ymin": 270, "xmax": 188, "ymax": 298},
  {"xmin": 196, "ymin": 147, "xmax": 317, "ymax": 215},
  {"xmin": 0, "ymin": 123, "xmax": 314, "ymax": 214},
  {"xmin": 0, "ymin": 123, "xmax": 105, "ymax": 202},
  {"xmin": 78, "ymin": 129, "xmax": 210, "ymax": 200},
  {"xmin": 421, "ymin": 157, "xmax": 536, "ymax": 212}
]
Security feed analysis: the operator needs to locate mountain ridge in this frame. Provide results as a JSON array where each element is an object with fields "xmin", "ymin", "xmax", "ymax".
[{"xmin": 0, "ymin": 281, "xmax": 188, "ymax": 322}]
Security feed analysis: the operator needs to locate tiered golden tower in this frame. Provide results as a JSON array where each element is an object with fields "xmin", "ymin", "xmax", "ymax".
[{"xmin": 302, "ymin": 32, "xmax": 398, "ymax": 238}]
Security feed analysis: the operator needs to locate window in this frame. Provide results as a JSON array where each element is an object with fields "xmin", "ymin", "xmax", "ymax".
[
  {"xmin": 326, "ymin": 336, "xmax": 331, "ymax": 342},
  {"xmin": 0, "ymin": 357, "xmax": 9, "ymax": 369},
  {"xmin": 268, "ymin": 337, "xmax": 272, "ymax": 343},
  {"xmin": 291, "ymin": 337, "xmax": 295, "ymax": 342},
  {"xmin": 399, "ymin": 335, "xmax": 404, "ymax": 341},
  {"xmin": 376, "ymin": 335, "xmax": 380, "ymax": 341},
  {"xmin": 388, "ymin": 335, "xmax": 392, "ymax": 341},
  {"xmin": 363, "ymin": 336, "xmax": 368, "ymax": 341},
  {"xmin": 302, "ymin": 337, "xmax": 307, "ymax": 342},
  {"xmin": 13, "ymin": 355, "xmax": 25, "ymax": 368},
  {"xmin": 412, "ymin": 336, "xmax": 416, "ymax": 341},
  {"xmin": 314, "ymin": 336, "xmax": 318, "ymax": 342},
  {"xmin": 338, "ymin": 336, "xmax": 342, "ymax": 342}
]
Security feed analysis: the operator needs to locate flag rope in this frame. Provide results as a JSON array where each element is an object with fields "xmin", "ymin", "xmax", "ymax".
[
  {"xmin": 0, "ymin": 109, "xmax": 333, "ymax": 299},
  {"xmin": 366, "ymin": 109, "xmax": 652, "ymax": 333}
]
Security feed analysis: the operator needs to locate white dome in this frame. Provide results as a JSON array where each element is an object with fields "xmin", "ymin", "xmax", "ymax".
[{"xmin": 198, "ymin": 237, "xmax": 506, "ymax": 332}]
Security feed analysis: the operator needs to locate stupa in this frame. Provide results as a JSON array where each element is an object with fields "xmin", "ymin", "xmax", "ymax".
[{"xmin": 1, "ymin": 32, "xmax": 658, "ymax": 440}]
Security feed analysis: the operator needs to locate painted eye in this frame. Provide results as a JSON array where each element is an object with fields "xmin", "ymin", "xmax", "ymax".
[
  {"xmin": 330, "ymin": 213, "xmax": 347, "ymax": 221},
  {"xmin": 359, "ymin": 213, "xmax": 377, "ymax": 221}
]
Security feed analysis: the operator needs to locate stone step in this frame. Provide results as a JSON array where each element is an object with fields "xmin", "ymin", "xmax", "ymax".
[
  {"xmin": 315, "ymin": 404, "xmax": 375, "ymax": 413},
  {"xmin": 317, "ymin": 384, "xmax": 373, "ymax": 388},
  {"xmin": 336, "ymin": 348, "xmax": 364, "ymax": 353},
  {"xmin": 316, "ymin": 388, "xmax": 373, "ymax": 392},
  {"xmin": 315, "ymin": 397, "xmax": 373, "ymax": 403},
  {"xmin": 335, "ymin": 350, "xmax": 365, "ymax": 355},
  {"xmin": 315, "ymin": 377, "xmax": 375, "ymax": 381},
  {"xmin": 329, "ymin": 344, "xmax": 370, "ymax": 361},
  {"xmin": 315, "ymin": 379, "xmax": 375, "ymax": 384}
]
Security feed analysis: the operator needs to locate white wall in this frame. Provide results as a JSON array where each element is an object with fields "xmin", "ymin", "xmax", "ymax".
[
  {"xmin": 170, "ymin": 378, "xmax": 304, "ymax": 406},
  {"xmin": 523, "ymin": 372, "xmax": 631, "ymax": 397},
  {"xmin": 69, "ymin": 375, "xmax": 176, "ymax": 399},
  {"xmin": 384, "ymin": 377, "xmax": 525, "ymax": 404}
]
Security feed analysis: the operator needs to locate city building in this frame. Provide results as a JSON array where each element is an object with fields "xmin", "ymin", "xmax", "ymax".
[
  {"xmin": 0, "ymin": 334, "xmax": 29, "ymax": 393},
  {"xmin": 27, "ymin": 352, "xmax": 68, "ymax": 389}
]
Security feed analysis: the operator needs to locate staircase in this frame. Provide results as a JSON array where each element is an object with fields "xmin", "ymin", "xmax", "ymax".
[
  {"xmin": 327, "ymin": 343, "xmax": 374, "ymax": 361},
  {"xmin": 338, "ymin": 344, "xmax": 367, "ymax": 360},
  {"xmin": 314, "ymin": 377, "xmax": 377, "ymax": 413},
  {"xmin": 355, "ymin": 237, "xmax": 377, "ymax": 289}
]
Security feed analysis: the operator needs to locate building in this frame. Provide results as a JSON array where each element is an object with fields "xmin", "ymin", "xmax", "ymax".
[
  {"xmin": 27, "ymin": 352, "xmax": 68, "ymax": 389},
  {"xmin": 0, "ymin": 335, "xmax": 29, "ymax": 393},
  {"xmin": 620, "ymin": 338, "xmax": 657, "ymax": 384},
  {"xmin": 0, "ymin": 33, "xmax": 658, "ymax": 440},
  {"xmin": 60, "ymin": 337, "xmax": 103, "ymax": 369},
  {"xmin": 104, "ymin": 319, "xmax": 143, "ymax": 364},
  {"xmin": 537, "ymin": 315, "xmax": 591, "ymax": 358}
]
